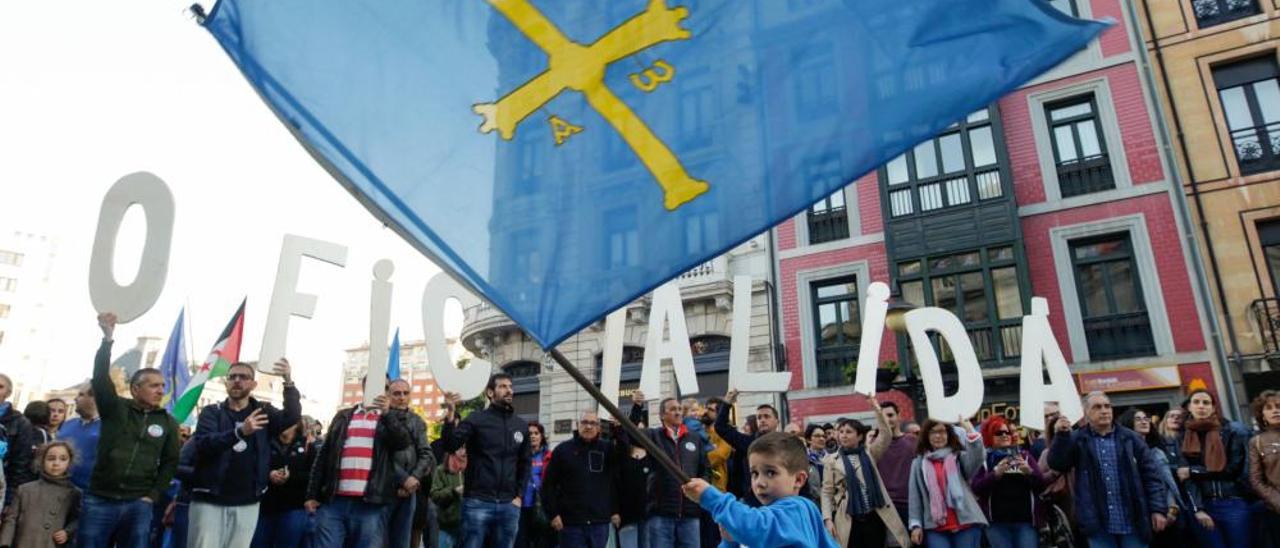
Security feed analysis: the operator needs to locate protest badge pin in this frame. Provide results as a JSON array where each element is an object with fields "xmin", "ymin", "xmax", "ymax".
[
  {"xmin": 684, "ymin": 441, "xmax": 696, "ymax": 452},
  {"xmin": 233, "ymin": 440, "xmax": 248, "ymax": 453},
  {"xmin": 147, "ymin": 424, "xmax": 164, "ymax": 438},
  {"xmin": 514, "ymin": 431, "xmax": 524, "ymax": 444}
]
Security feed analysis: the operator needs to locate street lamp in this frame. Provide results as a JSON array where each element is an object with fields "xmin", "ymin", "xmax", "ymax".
[{"xmin": 884, "ymin": 282, "xmax": 926, "ymax": 423}]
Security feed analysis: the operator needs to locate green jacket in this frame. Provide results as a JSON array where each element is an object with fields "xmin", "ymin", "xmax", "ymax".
[
  {"xmin": 89, "ymin": 339, "xmax": 180, "ymax": 501},
  {"xmin": 430, "ymin": 466, "xmax": 464, "ymax": 532}
]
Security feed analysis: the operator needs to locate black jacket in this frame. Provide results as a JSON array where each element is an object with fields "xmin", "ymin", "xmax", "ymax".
[
  {"xmin": 307, "ymin": 406, "xmax": 412, "ymax": 505},
  {"xmin": 629, "ymin": 404, "xmax": 708, "ymax": 519},
  {"xmin": 390, "ymin": 409, "xmax": 435, "ymax": 487},
  {"xmin": 0, "ymin": 406, "xmax": 36, "ymax": 493},
  {"xmin": 261, "ymin": 438, "xmax": 316, "ymax": 514},
  {"xmin": 712, "ymin": 405, "xmax": 761, "ymax": 507},
  {"xmin": 617, "ymin": 450, "xmax": 650, "ymax": 526},
  {"xmin": 542, "ymin": 432, "xmax": 621, "ymax": 525},
  {"xmin": 189, "ymin": 390, "xmax": 301, "ymax": 504},
  {"xmin": 1174, "ymin": 421, "xmax": 1251, "ymax": 508},
  {"xmin": 439, "ymin": 404, "xmax": 530, "ymax": 503}
]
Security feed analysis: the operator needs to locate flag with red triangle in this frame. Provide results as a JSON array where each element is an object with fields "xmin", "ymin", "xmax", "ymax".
[{"xmin": 173, "ymin": 299, "xmax": 245, "ymax": 422}]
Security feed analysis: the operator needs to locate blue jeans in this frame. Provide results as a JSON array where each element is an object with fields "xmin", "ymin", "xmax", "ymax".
[
  {"xmin": 924, "ymin": 527, "xmax": 982, "ymax": 548},
  {"xmin": 617, "ymin": 523, "xmax": 646, "ymax": 548},
  {"xmin": 313, "ymin": 496, "xmax": 390, "ymax": 548},
  {"xmin": 438, "ymin": 529, "xmax": 458, "ymax": 548},
  {"xmin": 251, "ymin": 509, "xmax": 310, "ymax": 548},
  {"xmin": 559, "ymin": 523, "xmax": 610, "ymax": 548},
  {"xmin": 387, "ymin": 495, "xmax": 417, "ymax": 548},
  {"xmin": 645, "ymin": 516, "xmax": 698, "ymax": 548},
  {"xmin": 986, "ymin": 522, "xmax": 1038, "ymax": 548},
  {"xmin": 77, "ymin": 493, "xmax": 154, "ymax": 548},
  {"xmin": 460, "ymin": 498, "xmax": 519, "ymax": 548},
  {"xmin": 1189, "ymin": 497, "xmax": 1251, "ymax": 548},
  {"xmin": 1086, "ymin": 533, "xmax": 1147, "ymax": 548}
]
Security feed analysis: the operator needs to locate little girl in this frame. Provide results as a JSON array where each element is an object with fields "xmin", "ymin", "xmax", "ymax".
[{"xmin": 0, "ymin": 441, "xmax": 81, "ymax": 547}]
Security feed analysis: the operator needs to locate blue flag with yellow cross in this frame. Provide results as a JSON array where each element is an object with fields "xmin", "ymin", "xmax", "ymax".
[{"xmin": 202, "ymin": 0, "xmax": 1107, "ymax": 348}]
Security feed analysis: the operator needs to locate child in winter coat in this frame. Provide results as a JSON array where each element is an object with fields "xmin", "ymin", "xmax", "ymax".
[{"xmin": 1, "ymin": 441, "xmax": 80, "ymax": 547}]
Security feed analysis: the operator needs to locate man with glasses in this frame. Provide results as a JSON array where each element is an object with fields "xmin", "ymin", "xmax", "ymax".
[
  {"xmin": 542, "ymin": 410, "xmax": 622, "ymax": 548},
  {"xmin": 386, "ymin": 379, "xmax": 436, "ymax": 548},
  {"xmin": 186, "ymin": 359, "xmax": 300, "ymax": 547}
]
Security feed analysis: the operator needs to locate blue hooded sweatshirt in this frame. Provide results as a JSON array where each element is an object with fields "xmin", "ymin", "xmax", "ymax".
[{"xmin": 697, "ymin": 485, "xmax": 839, "ymax": 548}]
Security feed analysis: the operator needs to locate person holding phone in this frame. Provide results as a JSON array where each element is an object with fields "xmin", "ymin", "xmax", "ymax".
[{"xmin": 971, "ymin": 416, "xmax": 1045, "ymax": 548}]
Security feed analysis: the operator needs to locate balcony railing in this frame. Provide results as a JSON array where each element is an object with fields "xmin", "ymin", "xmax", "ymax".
[
  {"xmin": 1057, "ymin": 155, "xmax": 1115, "ymax": 198},
  {"xmin": 1251, "ymin": 298, "xmax": 1280, "ymax": 356},
  {"xmin": 808, "ymin": 206, "xmax": 850, "ymax": 244},
  {"xmin": 815, "ymin": 344, "xmax": 857, "ymax": 388},
  {"xmin": 1193, "ymin": 0, "xmax": 1260, "ymax": 28},
  {"xmin": 1229, "ymin": 121, "xmax": 1280, "ymax": 176},
  {"xmin": 676, "ymin": 256, "xmax": 729, "ymax": 288},
  {"xmin": 1083, "ymin": 311, "xmax": 1156, "ymax": 361}
]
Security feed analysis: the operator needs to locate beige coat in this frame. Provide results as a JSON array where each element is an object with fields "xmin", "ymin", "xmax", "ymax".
[
  {"xmin": 820, "ymin": 411, "xmax": 911, "ymax": 548},
  {"xmin": 0, "ymin": 476, "xmax": 80, "ymax": 548}
]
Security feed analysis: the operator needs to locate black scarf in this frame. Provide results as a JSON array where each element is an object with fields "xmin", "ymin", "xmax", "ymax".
[{"xmin": 841, "ymin": 447, "xmax": 885, "ymax": 517}]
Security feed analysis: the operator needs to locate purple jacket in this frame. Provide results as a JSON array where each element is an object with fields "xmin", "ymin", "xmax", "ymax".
[{"xmin": 970, "ymin": 447, "xmax": 1047, "ymax": 528}]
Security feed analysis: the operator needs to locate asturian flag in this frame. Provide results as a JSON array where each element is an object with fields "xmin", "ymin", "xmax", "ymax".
[
  {"xmin": 202, "ymin": 0, "xmax": 1107, "ymax": 347},
  {"xmin": 173, "ymin": 299, "xmax": 245, "ymax": 422}
]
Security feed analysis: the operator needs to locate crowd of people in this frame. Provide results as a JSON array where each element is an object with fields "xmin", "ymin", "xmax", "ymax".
[{"xmin": 0, "ymin": 312, "xmax": 1276, "ymax": 547}]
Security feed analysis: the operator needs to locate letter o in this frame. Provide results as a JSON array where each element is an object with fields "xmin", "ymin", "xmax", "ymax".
[{"xmin": 88, "ymin": 172, "xmax": 175, "ymax": 323}]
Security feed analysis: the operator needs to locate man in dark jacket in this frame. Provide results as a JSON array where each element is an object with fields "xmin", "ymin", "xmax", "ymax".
[
  {"xmin": 80, "ymin": 313, "xmax": 181, "ymax": 548},
  {"xmin": 187, "ymin": 359, "xmax": 301, "ymax": 547},
  {"xmin": 386, "ymin": 379, "xmax": 436, "ymax": 548},
  {"xmin": 440, "ymin": 373, "xmax": 531, "ymax": 548},
  {"xmin": 0, "ymin": 372, "xmax": 36, "ymax": 504},
  {"xmin": 1049, "ymin": 391, "xmax": 1171, "ymax": 547},
  {"xmin": 305, "ymin": 378, "xmax": 413, "ymax": 546},
  {"xmin": 543, "ymin": 410, "xmax": 622, "ymax": 547},
  {"xmin": 629, "ymin": 391, "xmax": 708, "ymax": 548},
  {"xmin": 712, "ymin": 388, "xmax": 779, "ymax": 508}
]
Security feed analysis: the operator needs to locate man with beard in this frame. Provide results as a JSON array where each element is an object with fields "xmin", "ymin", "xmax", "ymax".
[
  {"xmin": 440, "ymin": 373, "xmax": 531, "ymax": 548},
  {"xmin": 187, "ymin": 360, "xmax": 301, "ymax": 547}
]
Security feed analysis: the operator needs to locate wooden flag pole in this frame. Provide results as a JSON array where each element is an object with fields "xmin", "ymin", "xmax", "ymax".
[{"xmin": 545, "ymin": 347, "xmax": 691, "ymax": 484}]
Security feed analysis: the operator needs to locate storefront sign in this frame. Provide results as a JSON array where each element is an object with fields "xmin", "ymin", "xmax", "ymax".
[{"xmin": 1078, "ymin": 365, "xmax": 1181, "ymax": 394}]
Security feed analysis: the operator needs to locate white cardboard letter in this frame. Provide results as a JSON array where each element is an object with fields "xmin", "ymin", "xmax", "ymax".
[
  {"xmin": 1018, "ymin": 298, "xmax": 1084, "ymax": 430},
  {"xmin": 904, "ymin": 308, "xmax": 985, "ymax": 422},
  {"xmin": 260, "ymin": 235, "xmax": 348, "ymax": 372},
  {"xmin": 88, "ymin": 172, "xmax": 175, "ymax": 323},
  {"xmin": 852, "ymin": 282, "xmax": 890, "ymax": 396},
  {"xmin": 598, "ymin": 308, "xmax": 628, "ymax": 417},
  {"xmin": 639, "ymin": 282, "xmax": 699, "ymax": 399},
  {"xmin": 422, "ymin": 272, "xmax": 492, "ymax": 399},
  {"xmin": 728, "ymin": 276, "xmax": 790, "ymax": 392},
  {"xmin": 364, "ymin": 260, "xmax": 394, "ymax": 406}
]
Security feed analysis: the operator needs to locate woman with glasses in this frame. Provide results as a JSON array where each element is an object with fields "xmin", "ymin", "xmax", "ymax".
[
  {"xmin": 907, "ymin": 418, "xmax": 987, "ymax": 548},
  {"xmin": 1117, "ymin": 408, "xmax": 1183, "ymax": 548},
  {"xmin": 970, "ymin": 416, "xmax": 1044, "ymax": 548},
  {"xmin": 1174, "ymin": 389, "xmax": 1252, "ymax": 548},
  {"xmin": 805, "ymin": 424, "xmax": 830, "ymax": 504}
]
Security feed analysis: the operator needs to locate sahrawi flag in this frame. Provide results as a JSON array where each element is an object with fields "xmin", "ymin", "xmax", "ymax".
[
  {"xmin": 202, "ymin": 0, "xmax": 1108, "ymax": 348},
  {"xmin": 173, "ymin": 299, "xmax": 245, "ymax": 422}
]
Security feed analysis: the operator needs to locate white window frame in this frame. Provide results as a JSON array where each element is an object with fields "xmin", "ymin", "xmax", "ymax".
[
  {"xmin": 1027, "ymin": 77, "xmax": 1133, "ymax": 205},
  {"xmin": 1048, "ymin": 213, "xmax": 1175, "ymax": 364},
  {"xmin": 795, "ymin": 260, "xmax": 870, "ymax": 389}
]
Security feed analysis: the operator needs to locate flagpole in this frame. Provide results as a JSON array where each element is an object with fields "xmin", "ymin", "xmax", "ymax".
[{"xmin": 544, "ymin": 347, "xmax": 690, "ymax": 484}]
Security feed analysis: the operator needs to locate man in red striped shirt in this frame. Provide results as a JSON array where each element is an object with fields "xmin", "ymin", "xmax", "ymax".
[{"xmin": 305, "ymin": 377, "xmax": 413, "ymax": 546}]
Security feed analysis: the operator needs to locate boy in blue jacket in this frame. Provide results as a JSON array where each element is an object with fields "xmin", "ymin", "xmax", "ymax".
[{"xmin": 682, "ymin": 431, "xmax": 839, "ymax": 548}]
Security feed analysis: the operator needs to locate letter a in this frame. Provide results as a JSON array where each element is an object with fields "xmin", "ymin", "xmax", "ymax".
[
  {"xmin": 639, "ymin": 282, "xmax": 698, "ymax": 399},
  {"xmin": 1019, "ymin": 298, "xmax": 1084, "ymax": 430}
]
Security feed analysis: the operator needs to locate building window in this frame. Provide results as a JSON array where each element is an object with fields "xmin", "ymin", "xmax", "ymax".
[
  {"xmin": 0, "ymin": 331, "xmax": 4, "ymax": 345},
  {"xmin": 811, "ymin": 276, "xmax": 860, "ymax": 388},
  {"xmin": 0, "ymin": 278, "xmax": 15, "ymax": 292},
  {"xmin": 0, "ymin": 251, "xmax": 21, "ymax": 267},
  {"xmin": 516, "ymin": 136, "xmax": 544, "ymax": 193},
  {"xmin": 413, "ymin": 385, "xmax": 422, "ymax": 393},
  {"xmin": 1046, "ymin": 95, "xmax": 1115, "ymax": 197},
  {"xmin": 684, "ymin": 206, "xmax": 720, "ymax": 256},
  {"xmin": 793, "ymin": 43, "xmax": 836, "ymax": 120},
  {"xmin": 0, "ymin": 304, "xmax": 9, "ymax": 318},
  {"xmin": 679, "ymin": 68, "xmax": 715, "ymax": 149},
  {"xmin": 1046, "ymin": 0, "xmax": 1078, "ymax": 16},
  {"xmin": 1193, "ymin": 0, "xmax": 1261, "ymax": 28},
  {"xmin": 1069, "ymin": 234, "xmax": 1156, "ymax": 360},
  {"xmin": 805, "ymin": 153, "xmax": 850, "ymax": 244},
  {"xmin": 1259, "ymin": 219, "xmax": 1280, "ymax": 295},
  {"xmin": 884, "ymin": 109, "xmax": 1005, "ymax": 218},
  {"xmin": 604, "ymin": 207, "xmax": 639, "ymax": 269},
  {"xmin": 1214, "ymin": 56, "xmax": 1280, "ymax": 176},
  {"xmin": 896, "ymin": 246, "xmax": 1026, "ymax": 364}
]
